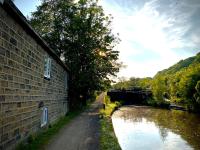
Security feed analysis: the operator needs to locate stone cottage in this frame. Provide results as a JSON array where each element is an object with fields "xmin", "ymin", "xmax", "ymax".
[{"xmin": 0, "ymin": 0, "xmax": 69, "ymax": 149}]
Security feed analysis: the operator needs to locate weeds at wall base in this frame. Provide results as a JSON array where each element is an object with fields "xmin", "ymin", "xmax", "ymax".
[{"xmin": 16, "ymin": 110, "xmax": 82, "ymax": 150}]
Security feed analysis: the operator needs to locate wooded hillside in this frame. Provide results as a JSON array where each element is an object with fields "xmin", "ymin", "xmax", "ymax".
[{"xmin": 113, "ymin": 52, "xmax": 200, "ymax": 111}]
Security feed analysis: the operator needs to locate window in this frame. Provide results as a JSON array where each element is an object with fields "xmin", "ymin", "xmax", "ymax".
[
  {"xmin": 44, "ymin": 57, "xmax": 52, "ymax": 79},
  {"xmin": 63, "ymin": 102, "xmax": 68, "ymax": 115},
  {"xmin": 64, "ymin": 73, "xmax": 68, "ymax": 91},
  {"xmin": 41, "ymin": 107, "xmax": 48, "ymax": 127}
]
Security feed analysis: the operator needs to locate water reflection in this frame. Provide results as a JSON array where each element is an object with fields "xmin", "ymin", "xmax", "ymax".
[{"xmin": 112, "ymin": 106, "xmax": 200, "ymax": 150}]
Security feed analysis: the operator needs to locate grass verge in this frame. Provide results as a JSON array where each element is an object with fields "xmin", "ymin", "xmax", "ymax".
[
  {"xmin": 100, "ymin": 95, "xmax": 121, "ymax": 150},
  {"xmin": 16, "ymin": 109, "xmax": 83, "ymax": 150}
]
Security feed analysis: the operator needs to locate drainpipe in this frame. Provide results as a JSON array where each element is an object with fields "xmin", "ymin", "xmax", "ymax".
[{"xmin": 0, "ymin": 0, "xmax": 4, "ymax": 4}]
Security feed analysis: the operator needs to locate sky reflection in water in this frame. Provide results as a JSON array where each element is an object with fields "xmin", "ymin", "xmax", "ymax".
[{"xmin": 112, "ymin": 107, "xmax": 195, "ymax": 150}]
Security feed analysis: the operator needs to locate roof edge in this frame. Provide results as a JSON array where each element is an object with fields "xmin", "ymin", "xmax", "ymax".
[{"xmin": 1, "ymin": 0, "xmax": 70, "ymax": 72}]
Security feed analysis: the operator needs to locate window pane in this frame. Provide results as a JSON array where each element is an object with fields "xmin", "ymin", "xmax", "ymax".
[
  {"xmin": 41, "ymin": 107, "xmax": 48, "ymax": 127},
  {"xmin": 44, "ymin": 58, "xmax": 48, "ymax": 78},
  {"xmin": 44, "ymin": 57, "xmax": 51, "ymax": 79}
]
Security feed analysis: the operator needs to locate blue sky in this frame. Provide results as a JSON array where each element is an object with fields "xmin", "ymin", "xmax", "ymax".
[
  {"xmin": 14, "ymin": 0, "xmax": 200, "ymax": 79},
  {"xmin": 14, "ymin": 0, "xmax": 41, "ymax": 17}
]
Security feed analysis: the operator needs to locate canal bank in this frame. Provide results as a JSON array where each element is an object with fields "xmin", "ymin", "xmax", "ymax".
[{"xmin": 99, "ymin": 95, "xmax": 121, "ymax": 150}]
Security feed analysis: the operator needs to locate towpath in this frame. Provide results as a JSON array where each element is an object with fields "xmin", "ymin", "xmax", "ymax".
[{"xmin": 45, "ymin": 93, "xmax": 104, "ymax": 150}]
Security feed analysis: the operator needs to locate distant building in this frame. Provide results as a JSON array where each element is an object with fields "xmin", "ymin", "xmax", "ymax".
[{"xmin": 0, "ymin": 0, "xmax": 69, "ymax": 149}]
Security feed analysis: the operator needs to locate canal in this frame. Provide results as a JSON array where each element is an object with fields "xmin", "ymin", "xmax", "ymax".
[{"xmin": 112, "ymin": 106, "xmax": 200, "ymax": 150}]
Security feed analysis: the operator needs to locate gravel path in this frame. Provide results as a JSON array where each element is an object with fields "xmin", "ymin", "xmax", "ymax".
[{"xmin": 45, "ymin": 93, "xmax": 104, "ymax": 150}]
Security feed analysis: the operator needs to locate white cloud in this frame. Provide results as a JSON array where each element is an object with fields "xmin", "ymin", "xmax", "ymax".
[
  {"xmin": 99, "ymin": 0, "xmax": 198, "ymax": 79},
  {"xmin": 15, "ymin": 0, "xmax": 200, "ymax": 79}
]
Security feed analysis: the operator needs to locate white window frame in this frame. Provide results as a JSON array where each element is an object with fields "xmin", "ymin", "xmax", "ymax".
[
  {"xmin": 41, "ymin": 107, "xmax": 48, "ymax": 127},
  {"xmin": 64, "ymin": 73, "xmax": 68, "ymax": 91},
  {"xmin": 63, "ymin": 102, "xmax": 68, "ymax": 115},
  {"xmin": 44, "ymin": 57, "xmax": 52, "ymax": 79}
]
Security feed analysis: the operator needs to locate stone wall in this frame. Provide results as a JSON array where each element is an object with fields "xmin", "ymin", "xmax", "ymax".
[{"xmin": 0, "ymin": 3, "xmax": 69, "ymax": 149}]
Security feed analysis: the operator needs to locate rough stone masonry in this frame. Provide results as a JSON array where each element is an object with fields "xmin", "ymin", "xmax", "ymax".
[{"xmin": 0, "ymin": 0, "xmax": 69, "ymax": 149}]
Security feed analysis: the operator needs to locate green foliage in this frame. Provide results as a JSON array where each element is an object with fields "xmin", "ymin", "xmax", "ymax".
[
  {"xmin": 100, "ymin": 95, "xmax": 121, "ymax": 150},
  {"xmin": 151, "ymin": 75, "xmax": 168, "ymax": 104},
  {"xmin": 100, "ymin": 118, "xmax": 121, "ymax": 150},
  {"xmin": 152, "ymin": 52, "xmax": 200, "ymax": 111},
  {"xmin": 27, "ymin": 135, "xmax": 34, "ymax": 144},
  {"xmin": 196, "ymin": 81, "xmax": 200, "ymax": 94},
  {"xmin": 30, "ymin": 0, "xmax": 120, "ymax": 107},
  {"xmin": 157, "ymin": 55, "xmax": 197, "ymax": 75},
  {"xmin": 112, "ymin": 77, "xmax": 152, "ymax": 90},
  {"xmin": 100, "ymin": 95, "xmax": 120, "ymax": 117},
  {"xmin": 103, "ymin": 95, "xmax": 111, "ymax": 105},
  {"xmin": 112, "ymin": 53, "xmax": 200, "ymax": 111},
  {"xmin": 194, "ymin": 81, "xmax": 200, "ymax": 104}
]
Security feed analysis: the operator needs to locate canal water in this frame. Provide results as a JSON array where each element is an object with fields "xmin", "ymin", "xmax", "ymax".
[{"xmin": 112, "ymin": 106, "xmax": 200, "ymax": 150}]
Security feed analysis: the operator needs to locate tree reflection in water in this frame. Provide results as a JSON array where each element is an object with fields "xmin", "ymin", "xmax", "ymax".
[{"xmin": 112, "ymin": 106, "xmax": 200, "ymax": 150}]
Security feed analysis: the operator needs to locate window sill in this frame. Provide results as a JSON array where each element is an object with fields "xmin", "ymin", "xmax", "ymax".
[{"xmin": 41, "ymin": 122, "xmax": 47, "ymax": 128}]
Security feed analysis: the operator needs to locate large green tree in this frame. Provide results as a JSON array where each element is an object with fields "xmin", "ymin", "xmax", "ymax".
[{"xmin": 30, "ymin": 0, "xmax": 120, "ymax": 107}]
